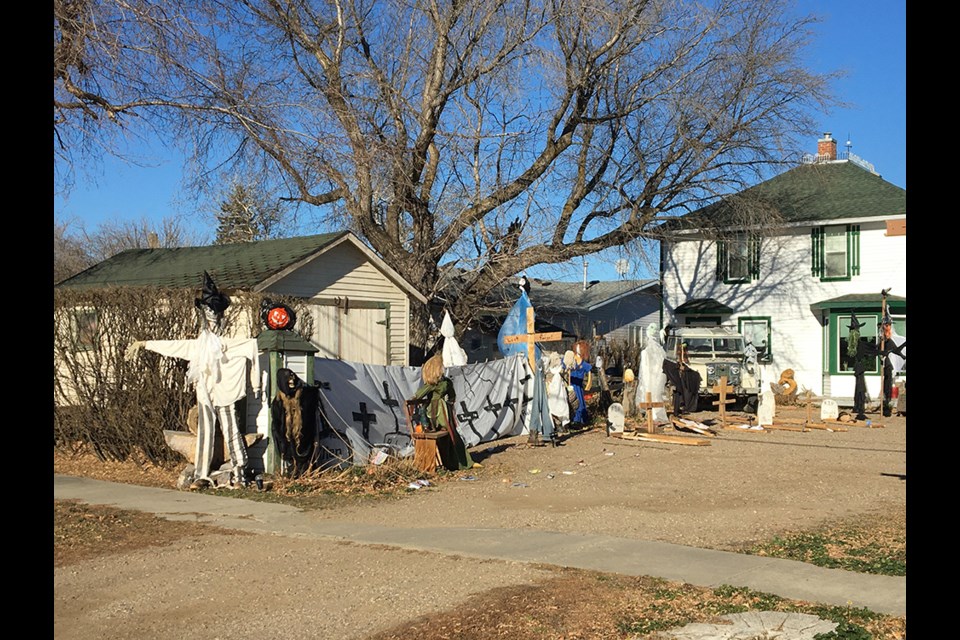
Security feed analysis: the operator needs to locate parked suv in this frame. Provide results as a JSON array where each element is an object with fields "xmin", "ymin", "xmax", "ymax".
[{"xmin": 663, "ymin": 326, "xmax": 760, "ymax": 408}]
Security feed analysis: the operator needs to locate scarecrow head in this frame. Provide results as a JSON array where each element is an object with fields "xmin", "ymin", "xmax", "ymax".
[
  {"xmin": 261, "ymin": 299, "xmax": 297, "ymax": 331},
  {"xmin": 573, "ymin": 340, "xmax": 590, "ymax": 365},
  {"xmin": 422, "ymin": 353, "xmax": 445, "ymax": 386},
  {"xmin": 195, "ymin": 271, "xmax": 230, "ymax": 334}
]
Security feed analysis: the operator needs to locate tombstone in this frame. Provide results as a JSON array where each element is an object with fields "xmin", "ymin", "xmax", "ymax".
[
  {"xmin": 820, "ymin": 398, "xmax": 839, "ymax": 421},
  {"xmin": 758, "ymin": 389, "xmax": 776, "ymax": 426},
  {"xmin": 607, "ymin": 402, "xmax": 625, "ymax": 435}
]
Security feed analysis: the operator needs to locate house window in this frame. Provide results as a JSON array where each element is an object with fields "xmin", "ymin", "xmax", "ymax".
[
  {"xmin": 811, "ymin": 225, "xmax": 860, "ymax": 280},
  {"xmin": 738, "ymin": 317, "xmax": 772, "ymax": 363},
  {"xmin": 716, "ymin": 233, "xmax": 760, "ymax": 283},
  {"xmin": 836, "ymin": 313, "xmax": 878, "ymax": 374},
  {"xmin": 71, "ymin": 309, "xmax": 100, "ymax": 351}
]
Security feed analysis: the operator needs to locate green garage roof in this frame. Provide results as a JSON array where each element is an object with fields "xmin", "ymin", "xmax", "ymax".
[{"xmin": 56, "ymin": 232, "xmax": 347, "ymax": 290}]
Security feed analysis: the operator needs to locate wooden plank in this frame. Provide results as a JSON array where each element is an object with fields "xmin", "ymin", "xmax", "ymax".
[
  {"xmin": 670, "ymin": 417, "xmax": 717, "ymax": 437},
  {"xmin": 763, "ymin": 424, "xmax": 807, "ymax": 432},
  {"xmin": 617, "ymin": 432, "xmax": 712, "ymax": 446},
  {"xmin": 502, "ymin": 332, "xmax": 563, "ymax": 344},
  {"xmin": 823, "ymin": 419, "xmax": 884, "ymax": 429}
]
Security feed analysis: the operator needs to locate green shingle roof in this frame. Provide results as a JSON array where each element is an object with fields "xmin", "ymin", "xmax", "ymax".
[
  {"xmin": 56, "ymin": 232, "xmax": 347, "ymax": 291},
  {"xmin": 811, "ymin": 293, "xmax": 907, "ymax": 311},
  {"xmin": 667, "ymin": 161, "xmax": 906, "ymax": 230}
]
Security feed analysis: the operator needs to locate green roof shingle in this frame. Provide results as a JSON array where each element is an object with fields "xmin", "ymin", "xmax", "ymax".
[
  {"xmin": 667, "ymin": 161, "xmax": 906, "ymax": 231},
  {"xmin": 56, "ymin": 232, "xmax": 347, "ymax": 291}
]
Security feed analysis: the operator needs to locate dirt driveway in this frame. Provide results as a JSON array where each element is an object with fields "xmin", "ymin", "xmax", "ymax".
[{"xmin": 54, "ymin": 406, "xmax": 906, "ymax": 639}]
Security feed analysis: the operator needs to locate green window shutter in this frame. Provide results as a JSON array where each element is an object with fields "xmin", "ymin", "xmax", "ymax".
[
  {"xmin": 849, "ymin": 224, "xmax": 860, "ymax": 276},
  {"xmin": 749, "ymin": 234, "xmax": 761, "ymax": 279},
  {"xmin": 716, "ymin": 240, "xmax": 727, "ymax": 281},
  {"xmin": 810, "ymin": 227, "xmax": 823, "ymax": 277}
]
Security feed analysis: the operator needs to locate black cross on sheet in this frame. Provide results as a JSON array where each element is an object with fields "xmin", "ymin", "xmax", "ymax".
[
  {"xmin": 482, "ymin": 394, "xmax": 502, "ymax": 416},
  {"xmin": 457, "ymin": 401, "xmax": 483, "ymax": 440},
  {"xmin": 379, "ymin": 380, "xmax": 401, "ymax": 433},
  {"xmin": 352, "ymin": 402, "xmax": 377, "ymax": 441}
]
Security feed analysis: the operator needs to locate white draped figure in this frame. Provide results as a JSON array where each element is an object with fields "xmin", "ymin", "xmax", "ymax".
[
  {"xmin": 636, "ymin": 324, "xmax": 668, "ymax": 423},
  {"xmin": 543, "ymin": 351, "xmax": 571, "ymax": 428},
  {"xmin": 440, "ymin": 310, "xmax": 468, "ymax": 368}
]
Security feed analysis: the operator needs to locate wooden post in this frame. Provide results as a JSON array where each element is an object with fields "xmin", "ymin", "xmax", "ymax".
[
  {"xmin": 636, "ymin": 392, "xmax": 666, "ymax": 434},
  {"xmin": 711, "ymin": 375, "xmax": 735, "ymax": 425},
  {"xmin": 501, "ymin": 307, "xmax": 563, "ymax": 372}
]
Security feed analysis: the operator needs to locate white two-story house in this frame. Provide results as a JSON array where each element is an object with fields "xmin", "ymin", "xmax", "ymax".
[{"xmin": 659, "ymin": 134, "xmax": 906, "ymax": 403}]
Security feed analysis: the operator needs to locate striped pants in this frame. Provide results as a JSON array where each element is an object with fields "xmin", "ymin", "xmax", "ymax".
[{"xmin": 194, "ymin": 397, "xmax": 248, "ymax": 481}]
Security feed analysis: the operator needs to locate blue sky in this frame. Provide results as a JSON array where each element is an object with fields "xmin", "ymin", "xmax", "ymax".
[{"xmin": 54, "ymin": 1, "xmax": 906, "ymax": 283}]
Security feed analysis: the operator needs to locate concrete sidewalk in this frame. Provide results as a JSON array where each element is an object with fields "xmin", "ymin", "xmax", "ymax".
[{"xmin": 54, "ymin": 474, "xmax": 905, "ymax": 617}]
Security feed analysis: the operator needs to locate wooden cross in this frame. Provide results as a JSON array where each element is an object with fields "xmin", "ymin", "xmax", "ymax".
[
  {"xmin": 502, "ymin": 307, "xmax": 563, "ymax": 372},
  {"xmin": 636, "ymin": 391, "xmax": 666, "ymax": 434},
  {"xmin": 711, "ymin": 376, "xmax": 735, "ymax": 425}
]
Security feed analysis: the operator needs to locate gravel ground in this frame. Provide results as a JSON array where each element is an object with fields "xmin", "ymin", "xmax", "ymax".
[{"xmin": 54, "ymin": 406, "xmax": 906, "ymax": 639}]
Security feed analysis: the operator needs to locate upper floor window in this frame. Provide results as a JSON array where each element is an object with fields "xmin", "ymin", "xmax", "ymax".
[
  {"xmin": 716, "ymin": 232, "xmax": 760, "ymax": 283},
  {"xmin": 811, "ymin": 224, "xmax": 860, "ymax": 281}
]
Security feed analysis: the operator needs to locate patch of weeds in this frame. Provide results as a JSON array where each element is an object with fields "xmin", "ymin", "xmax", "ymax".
[
  {"xmin": 748, "ymin": 520, "xmax": 905, "ymax": 577},
  {"xmin": 813, "ymin": 621, "xmax": 873, "ymax": 640},
  {"xmin": 616, "ymin": 615, "xmax": 690, "ymax": 635},
  {"xmin": 751, "ymin": 591, "xmax": 784, "ymax": 610},
  {"xmin": 706, "ymin": 602, "xmax": 749, "ymax": 616},
  {"xmin": 713, "ymin": 584, "xmax": 752, "ymax": 598},
  {"xmin": 652, "ymin": 587, "xmax": 681, "ymax": 600},
  {"xmin": 798, "ymin": 604, "xmax": 883, "ymax": 624}
]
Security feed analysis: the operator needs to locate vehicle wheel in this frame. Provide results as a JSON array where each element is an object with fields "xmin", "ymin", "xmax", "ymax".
[{"xmin": 743, "ymin": 394, "xmax": 758, "ymax": 414}]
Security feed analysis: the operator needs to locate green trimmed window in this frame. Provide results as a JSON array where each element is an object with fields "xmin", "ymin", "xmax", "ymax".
[
  {"xmin": 738, "ymin": 317, "xmax": 772, "ymax": 363},
  {"xmin": 811, "ymin": 224, "xmax": 860, "ymax": 280},
  {"xmin": 835, "ymin": 313, "xmax": 878, "ymax": 374},
  {"xmin": 716, "ymin": 233, "xmax": 760, "ymax": 283}
]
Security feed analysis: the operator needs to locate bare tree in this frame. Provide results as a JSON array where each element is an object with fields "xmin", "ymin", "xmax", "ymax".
[{"xmin": 53, "ymin": 0, "xmax": 838, "ymax": 348}]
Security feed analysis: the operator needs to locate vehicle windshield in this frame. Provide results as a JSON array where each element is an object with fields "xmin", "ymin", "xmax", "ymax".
[
  {"xmin": 664, "ymin": 334, "xmax": 745, "ymax": 356},
  {"xmin": 714, "ymin": 337, "xmax": 744, "ymax": 353}
]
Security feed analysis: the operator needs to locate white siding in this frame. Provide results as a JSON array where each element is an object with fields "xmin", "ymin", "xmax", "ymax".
[
  {"xmin": 662, "ymin": 220, "xmax": 906, "ymax": 398},
  {"xmin": 265, "ymin": 242, "xmax": 412, "ymax": 365}
]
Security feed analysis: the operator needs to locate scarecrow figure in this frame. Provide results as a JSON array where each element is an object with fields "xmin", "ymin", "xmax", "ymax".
[
  {"xmin": 844, "ymin": 313, "xmax": 870, "ymax": 420},
  {"xmin": 568, "ymin": 340, "xmax": 593, "ymax": 424},
  {"xmin": 412, "ymin": 354, "xmax": 476, "ymax": 470},
  {"xmin": 878, "ymin": 315, "xmax": 907, "ymax": 418},
  {"xmin": 662, "ymin": 340, "xmax": 700, "ymax": 415},
  {"xmin": 127, "ymin": 272, "xmax": 261, "ymax": 489}
]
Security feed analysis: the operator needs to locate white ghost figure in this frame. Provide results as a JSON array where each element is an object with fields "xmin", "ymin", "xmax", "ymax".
[
  {"xmin": 636, "ymin": 324, "xmax": 668, "ymax": 423},
  {"xmin": 543, "ymin": 351, "xmax": 570, "ymax": 427},
  {"xmin": 440, "ymin": 310, "xmax": 468, "ymax": 367}
]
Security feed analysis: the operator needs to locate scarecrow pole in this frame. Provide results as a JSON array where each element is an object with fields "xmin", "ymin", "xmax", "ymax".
[
  {"xmin": 502, "ymin": 307, "xmax": 563, "ymax": 444},
  {"xmin": 879, "ymin": 288, "xmax": 888, "ymax": 413}
]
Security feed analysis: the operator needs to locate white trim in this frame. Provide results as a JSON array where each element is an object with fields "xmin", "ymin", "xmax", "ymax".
[{"xmin": 663, "ymin": 214, "xmax": 905, "ymax": 237}]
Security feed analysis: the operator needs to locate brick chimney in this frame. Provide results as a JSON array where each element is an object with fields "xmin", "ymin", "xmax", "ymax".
[{"xmin": 817, "ymin": 132, "xmax": 837, "ymax": 161}]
